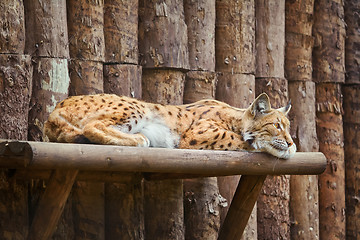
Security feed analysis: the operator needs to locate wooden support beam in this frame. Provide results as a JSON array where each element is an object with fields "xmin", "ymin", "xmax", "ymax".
[
  {"xmin": 218, "ymin": 175, "xmax": 267, "ymax": 240},
  {"xmin": 27, "ymin": 169, "xmax": 78, "ymax": 240},
  {"xmin": 0, "ymin": 140, "xmax": 326, "ymax": 176}
]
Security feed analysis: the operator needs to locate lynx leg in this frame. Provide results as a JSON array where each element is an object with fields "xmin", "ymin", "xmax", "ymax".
[
  {"xmin": 180, "ymin": 119, "xmax": 245, "ymax": 151},
  {"xmin": 82, "ymin": 120, "xmax": 150, "ymax": 147}
]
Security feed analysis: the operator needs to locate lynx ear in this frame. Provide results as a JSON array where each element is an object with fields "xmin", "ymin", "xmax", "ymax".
[
  {"xmin": 249, "ymin": 93, "xmax": 271, "ymax": 117},
  {"xmin": 278, "ymin": 100, "xmax": 291, "ymax": 115}
]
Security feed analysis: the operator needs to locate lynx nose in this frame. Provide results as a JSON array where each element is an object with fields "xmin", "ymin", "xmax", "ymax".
[{"xmin": 287, "ymin": 141, "xmax": 293, "ymax": 147}]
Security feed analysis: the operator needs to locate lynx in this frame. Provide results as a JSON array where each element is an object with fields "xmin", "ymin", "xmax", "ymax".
[{"xmin": 44, "ymin": 93, "xmax": 296, "ymax": 159}]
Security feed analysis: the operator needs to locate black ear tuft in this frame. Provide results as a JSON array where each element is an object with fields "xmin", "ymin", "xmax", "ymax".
[
  {"xmin": 279, "ymin": 99, "xmax": 292, "ymax": 115},
  {"xmin": 250, "ymin": 93, "xmax": 271, "ymax": 117}
]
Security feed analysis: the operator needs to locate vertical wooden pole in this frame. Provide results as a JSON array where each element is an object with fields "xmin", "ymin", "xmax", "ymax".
[
  {"xmin": 0, "ymin": 0, "xmax": 25, "ymax": 54},
  {"xmin": 183, "ymin": 2, "xmax": 219, "ymax": 239},
  {"xmin": 27, "ymin": 170, "xmax": 78, "ymax": 240},
  {"xmin": 24, "ymin": 1, "xmax": 74, "ymax": 238},
  {"xmin": 344, "ymin": 1, "xmax": 360, "ymax": 238},
  {"xmin": 285, "ymin": 1, "xmax": 320, "ymax": 239},
  {"xmin": 0, "ymin": 54, "xmax": 31, "ymax": 239},
  {"xmin": 103, "ymin": 2, "xmax": 144, "ymax": 237},
  {"xmin": 0, "ymin": 2, "xmax": 29, "ymax": 238},
  {"xmin": 313, "ymin": 0, "xmax": 346, "ymax": 239},
  {"xmin": 343, "ymin": 86, "xmax": 360, "ymax": 239},
  {"xmin": 141, "ymin": 70, "xmax": 185, "ymax": 240},
  {"xmin": 184, "ymin": 0, "xmax": 215, "ymax": 71},
  {"xmin": 67, "ymin": 1, "xmax": 105, "ymax": 239},
  {"xmin": 104, "ymin": 0, "xmax": 138, "ymax": 64},
  {"xmin": 24, "ymin": 0, "xmax": 69, "ymax": 58},
  {"xmin": 139, "ymin": 1, "xmax": 189, "ymax": 239},
  {"xmin": 138, "ymin": 0, "xmax": 189, "ymax": 69},
  {"xmin": 215, "ymin": 1, "xmax": 256, "ymax": 238},
  {"xmin": 255, "ymin": 1, "xmax": 290, "ymax": 239},
  {"xmin": 255, "ymin": 78, "xmax": 290, "ymax": 240}
]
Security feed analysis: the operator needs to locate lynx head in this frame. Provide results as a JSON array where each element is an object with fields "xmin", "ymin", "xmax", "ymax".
[{"xmin": 242, "ymin": 93, "xmax": 296, "ymax": 159}]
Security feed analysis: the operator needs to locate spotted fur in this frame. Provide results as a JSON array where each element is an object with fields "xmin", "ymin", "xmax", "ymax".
[{"xmin": 44, "ymin": 93, "xmax": 296, "ymax": 159}]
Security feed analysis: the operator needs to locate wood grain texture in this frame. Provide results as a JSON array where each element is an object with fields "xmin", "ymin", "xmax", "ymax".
[
  {"xmin": 255, "ymin": 0, "xmax": 285, "ymax": 78},
  {"xmin": 104, "ymin": 64, "xmax": 142, "ymax": 99},
  {"xmin": 27, "ymin": 169, "xmax": 78, "ymax": 240},
  {"xmin": 184, "ymin": 0, "xmax": 215, "ymax": 71},
  {"xmin": 0, "ymin": 0, "xmax": 25, "ymax": 54},
  {"xmin": 67, "ymin": 0, "xmax": 105, "ymax": 61},
  {"xmin": 218, "ymin": 175, "xmax": 266, "ymax": 240},
  {"xmin": 138, "ymin": 0, "xmax": 189, "ymax": 69},
  {"xmin": 104, "ymin": 0, "xmax": 138, "ymax": 64},
  {"xmin": 343, "ymin": 85, "xmax": 360, "ymax": 239},
  {"xmin": 215, "ymin": 0, "xmax": 255, "ymax": 74},
  {"xmin": 0, "ymin": 141, "xmax": 327, "ymax": 176},
  {"xmin": 316, "ymin": 83, "xmax": 346, "ymax": 239},
  {"xmin": 24, "ymin": 0, "xmax": 69, "ymax": 58}
]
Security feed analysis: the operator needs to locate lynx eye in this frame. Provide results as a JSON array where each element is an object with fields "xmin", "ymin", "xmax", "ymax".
[{"xmin": 274, "ymin": 123, "xmax": 281, "ymax": 130}]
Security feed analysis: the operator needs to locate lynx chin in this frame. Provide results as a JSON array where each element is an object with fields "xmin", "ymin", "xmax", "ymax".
[{"xmin": 44, "ymin": 93, "xmax": 296, "ymax": 159}]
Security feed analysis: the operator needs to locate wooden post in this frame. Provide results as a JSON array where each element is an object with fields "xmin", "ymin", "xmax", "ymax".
[
  {"xmin": 313, "ymin": 0, "xmax": 346, "ymax": 238},
  {"xmin": 184, "ymin": 178, "xmax": 223, "ymax": 240},
  {"xmin": 183, "ymin": 71, "xmax": 216, "ymax": 104},
  {"xmin": 104, "ymin": 0, "xmax": 138, "ymax": 64},
  {"xmin": 105, "ymin": 174, "xmax": 144, "ymax": 240},
  {"xmin": 142, "ymin": 69, "xmax": 185, "ymax": 105},
  {"xmin": 0, "ymin": 0, "xmax": 25, "ymax": 54},
  {"xmin": 0, "ymin": 55, "xmax": 32, "ymax": 140},
  {"xmin": 215, "ymin": 1, "xmax": 256, "ymax": 238},
  {"xmin": 0, "ymin": 2, "xmax": 30, "ymax": 239},
  {"xmin": 288, "ymin": 81, "xmax": 320, "ymax": 240},
  {"xmin": 255, "ymin": 1, "xmax": 291, "ymax": 239},
  {"xmin": 344, "ymin": 0, "xmax": 360, "ymax": 85},
  {"xmin": 103, "ymin": 3, "xmax": 144, "ymax": 236},
  {"xmin": 139, "ymin": 2, "xmax": 188, "ymax": 238},
  {"xmin": 181, "ymin": 6, "xmax": 219, "ymax": 234},
  {"xmin": 68, "ymin": 60, "xmax": 104, "ymax": 96},
  {"xmin": 141, "ymin": 70, "xmax": 185, "ymax": 239},
  {"xmin": 24, "ymin": 0, "xmax": 69, "ymax": 58},
  {"xmin": 104, "ymin": 64, "xmax": 142, "ymax": 99},
  {"xmin": 24, "ymin": 1, "xmax": 74, "ymax": 238},
  {"xmin": 255, "ymin": 78, "xmax": 290, "ymax": 240},
  {"xmin": 218, "ymin": 175, "xmax": 266, "ymax": 240},
  {"xmin": 215, "ymin": 0, "xmax": 255, "ymax": 74},
  {"xmin": 28, "ymin": 58, "xmax": 70, "ymax": 141},
  {"xmin": 285, "ymin": 1, "xmax": 320, "ymax": 239},
  {"xmin": 67, "ymin": 0, "xmax": 105, "ymax": 96},
  {"xmin": 138, "ymin": 0, "xmax": 189, "ymax": 69},
  {"xmin": 344, "ymin": 1, "xmax": 360, "ymax": 238},
  {"xmin": 343, "ymin": 86, "xmax": 360, "ymax": 239},
  {"xmin": 27, "ymin": 169, "xmax": 78, "ymax": 240},
  {"xmin": 67, "ymin": 1, "xmax": 105, "ymax": 239},
  {"xmin": 184, "ymin": 0, "xmax": 215, "ymax": 71},
  {"xmin": 67, "ymin": 0, "xmax": 105, "ymax": 62},
  {"xmin": 0, "ymin": 53, "xmax": 31, "ymax": 238}
]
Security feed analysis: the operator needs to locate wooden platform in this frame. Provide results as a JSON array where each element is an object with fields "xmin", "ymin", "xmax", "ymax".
[{"xmin": 0, "ymin": 140, "xmax": 326, "ymax": 240}]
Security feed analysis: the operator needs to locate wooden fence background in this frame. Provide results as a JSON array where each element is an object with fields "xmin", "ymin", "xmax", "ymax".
[{"xmin": 0, "ymin": 0, "xmax": 359, "ymax": 239}]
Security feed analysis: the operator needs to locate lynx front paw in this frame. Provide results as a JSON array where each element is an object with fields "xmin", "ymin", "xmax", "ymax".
[{"xmin": 138, "ymin": 133, "xmax": 150, "ymax": 147}]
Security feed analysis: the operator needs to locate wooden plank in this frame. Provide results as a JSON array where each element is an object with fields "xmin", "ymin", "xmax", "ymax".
[
  {"xmin": 218, "ymin": 175, "xmax": 266, "ymax": 240},
  {"xmin": 0, "ymin": 141, "xmax": 327, "ymax": 175},
  {"xmin": 27, "ymin": 169, "xmax": 78, "ymax": 240}
]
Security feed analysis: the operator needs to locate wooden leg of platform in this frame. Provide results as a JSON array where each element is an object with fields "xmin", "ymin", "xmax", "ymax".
[
  {"xmin": 218, "ymin": 175, "xmax": 267, "ymax": 240},
  {"xmin": 27, "ymin": 169, "xmax": 78, "ymax": 240}
]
